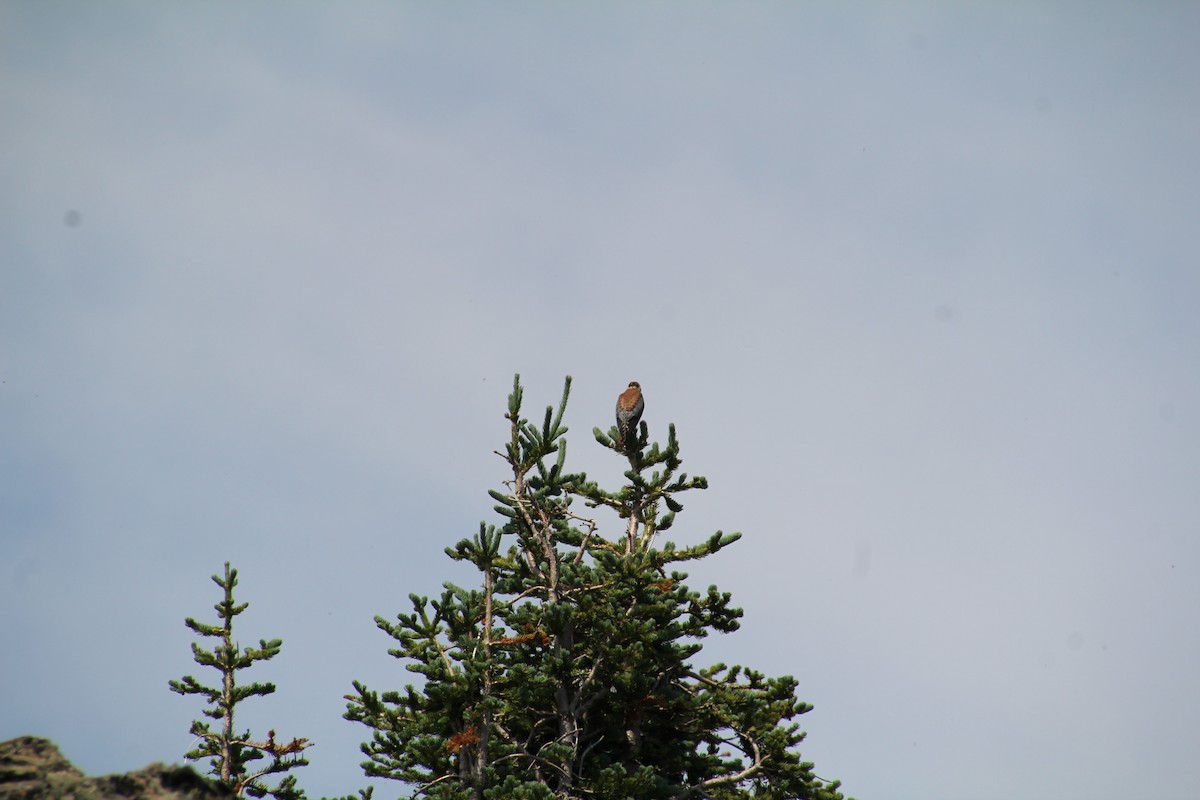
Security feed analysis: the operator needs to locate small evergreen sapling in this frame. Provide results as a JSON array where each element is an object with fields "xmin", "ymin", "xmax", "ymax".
[{"xmin": 170, "ymin": 562, "xmax": 312, "ymax": 800}]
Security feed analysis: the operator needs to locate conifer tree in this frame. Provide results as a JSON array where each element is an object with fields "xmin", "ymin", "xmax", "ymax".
[
  {"xmin": 170, "ymin": 562, "xmax": 312, "ymax": 800},
  {"xmin": 345, "ymin": 376, "xmax": 850, "ymax": 799}
]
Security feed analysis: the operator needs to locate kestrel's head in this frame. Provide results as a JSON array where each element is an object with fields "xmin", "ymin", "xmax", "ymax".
[{"xmin": 628, "ymin": 381, "xmax": 640, "ymax": 389}]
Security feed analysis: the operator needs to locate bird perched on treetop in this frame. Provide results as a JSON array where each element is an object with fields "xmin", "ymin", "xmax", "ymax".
[{"xmin": 615, "ymin": 381, "xmax": 644, "ymax": 449}]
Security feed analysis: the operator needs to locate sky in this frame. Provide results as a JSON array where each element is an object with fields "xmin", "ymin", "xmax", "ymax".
[{"xmin": 2, "ymin": 3, "xmax": 1199, "ymax": 799}]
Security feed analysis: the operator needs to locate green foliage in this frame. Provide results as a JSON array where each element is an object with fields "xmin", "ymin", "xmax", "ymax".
[
  {"xmin": 170, "ymin": 563, "xmax": 312, "ymax": 800},
  {"xmin": 345, "ymin": 376, "xmax": 851, "ymax": 799}
]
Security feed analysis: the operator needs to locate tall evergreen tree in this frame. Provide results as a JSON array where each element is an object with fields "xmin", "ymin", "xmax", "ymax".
[
  {"xmin": 345, "ymin": 376, "xmax": 849, "ymax": 799},
  {"xmin": 170, "ymin": 562, "xmax": 312, "ymax": 800}
]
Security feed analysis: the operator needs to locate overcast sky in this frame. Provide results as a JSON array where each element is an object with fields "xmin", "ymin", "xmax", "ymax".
[{"xmin": 3, "ymin": 3, "xmax": 1199, "ymax": 799}]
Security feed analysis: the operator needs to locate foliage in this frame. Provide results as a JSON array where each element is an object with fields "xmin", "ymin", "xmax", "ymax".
[
  {"xmin": 170, "ymin": 563, "xmax": 312, "ymax": 800},
  {"xmin": 345, "ymin": 376, "xmax": 850, "ymax": 799}
]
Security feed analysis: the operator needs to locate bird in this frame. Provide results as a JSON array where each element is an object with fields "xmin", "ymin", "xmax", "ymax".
[{"xmin": 615, "ymin": 381, "xmax": 644, "ymax": 449}]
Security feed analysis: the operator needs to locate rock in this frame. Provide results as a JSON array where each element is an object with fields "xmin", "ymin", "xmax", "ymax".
[
  {"xmin": 0, "ymin": 738, "xmax": 232, "ymax": 800},
  {"xmin": 0, "ymin": 737, "xmax": 84, "ymax": 800}
]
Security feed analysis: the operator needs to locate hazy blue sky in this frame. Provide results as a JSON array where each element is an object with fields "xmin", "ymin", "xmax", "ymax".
[{"xmin": 3, "ymin": 4, "xmax": 1199, "ymax": 799}]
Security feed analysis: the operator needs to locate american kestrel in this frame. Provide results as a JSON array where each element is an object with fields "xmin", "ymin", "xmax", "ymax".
[{"xmin": 615, "ymin": 381, "xmax": 644, "ymax": 448}]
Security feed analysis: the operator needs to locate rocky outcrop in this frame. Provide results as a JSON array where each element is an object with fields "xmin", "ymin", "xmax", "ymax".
[{"xmin": 0, "ymin": 738, "xmax": 232, "ymax": 800}]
